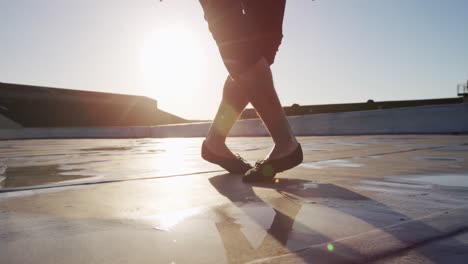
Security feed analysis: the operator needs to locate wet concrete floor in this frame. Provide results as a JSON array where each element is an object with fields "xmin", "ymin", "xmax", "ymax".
[{"xmin": 1, "ymin": 135, "xmax": 468, "ymax": 263}]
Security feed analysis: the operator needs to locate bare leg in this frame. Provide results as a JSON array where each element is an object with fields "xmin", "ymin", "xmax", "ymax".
[
  {"xmin": 237, "ymin": 57, "xmax": 298, "ymax": 160},
  {"xmin": 204, "ymin": 76, "xmax": 249, "ymax": 158}
]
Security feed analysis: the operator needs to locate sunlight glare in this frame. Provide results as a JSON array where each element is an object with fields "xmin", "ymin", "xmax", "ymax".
[
  {"xmin": 140, "ymin": 25, "xmax": 207, "ymax": 108},
  {"xmin": 147, "ymin": 139, "xmax": 198, "ymax": 174}
]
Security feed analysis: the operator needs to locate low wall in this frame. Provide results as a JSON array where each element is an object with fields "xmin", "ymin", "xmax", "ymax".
[
  {"xmin": 1, "ymin": 104, "xmax": 467, "ymax": 140},
  {"xmin": 287, "ymin": 103, "xmax": 468, "ymax": 136},
  {"xmin": 0, "ymin": 114, "xmax": 22, "ymax": 129}
]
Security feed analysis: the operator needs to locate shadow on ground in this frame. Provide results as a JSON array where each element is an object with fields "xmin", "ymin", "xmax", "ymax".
[{"xmin": 209, "ymin": 174, "xmax": 468, "ymax": 263}]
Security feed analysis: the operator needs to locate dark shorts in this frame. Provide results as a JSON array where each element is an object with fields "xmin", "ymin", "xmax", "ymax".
[{"xmin": 200, "ymin": 0, "xmax": 286, "ymax": 78}]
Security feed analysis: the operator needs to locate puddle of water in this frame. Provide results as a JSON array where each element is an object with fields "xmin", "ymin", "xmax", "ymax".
[
  {"xmin": 301, "ymin": 182, "xmax": 319, "ymax": 190},
  {"xmin": 0, "ymin": 138, "xmax": 217, "ymax": 189},
  {"xmin": 300, "ymin": 159, "xmax": 364, "ymax": 169},
  {"xmin": 413, "ymin": 157, "xmax": 464, "ymax": 162},
  {"xmin": 0, "ymin": 165, "xmax": 91, "ymax": 188},
  {"xmin": 400, "ymin": 174, "xmax": 468, "ymax": 188}
]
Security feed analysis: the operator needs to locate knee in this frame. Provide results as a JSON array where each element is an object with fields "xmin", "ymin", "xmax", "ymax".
[
  {"xmin": 222, "ymin": 76, "xmax": 239, "ymax": 99},
  {"xmin": 234, "ymin": 57, "xmax": 272, "ymax": 87}
]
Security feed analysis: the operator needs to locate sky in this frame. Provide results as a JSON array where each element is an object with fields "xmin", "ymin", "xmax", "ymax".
[{"xmin": 0, "ymin": 0, "xmax": 467, "ymax": 120}]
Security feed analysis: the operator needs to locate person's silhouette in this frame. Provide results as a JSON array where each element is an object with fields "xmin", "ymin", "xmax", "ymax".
[{"xmin": 199, "ymin": 0, "xmax": 303, "ymax": 182}]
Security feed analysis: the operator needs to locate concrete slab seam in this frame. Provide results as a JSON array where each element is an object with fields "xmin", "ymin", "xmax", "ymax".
[{"xmin": 0, "ymin": 169, "xmax": 224, "ymax": 194}]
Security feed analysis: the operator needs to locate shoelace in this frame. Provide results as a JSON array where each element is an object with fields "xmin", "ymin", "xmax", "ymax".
[
  {"xmin": 248, "ymin": 159, "xmax": 276, "ymax": 178},
  {"xmin": 251, "ymin": 159, "xmax": 268, "ymax": 172},
  {"xmin": 255, "ymin": 160, "xmax": 265, "ymax": 166},
  {"xmin": 235, "ymin": 153, "xmax": 249, "ymax": 165}
]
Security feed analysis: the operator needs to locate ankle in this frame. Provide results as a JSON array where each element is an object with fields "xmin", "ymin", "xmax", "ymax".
[{"xmin": 205, "ymin": 136, "xmax": 226, "ymax": 147}]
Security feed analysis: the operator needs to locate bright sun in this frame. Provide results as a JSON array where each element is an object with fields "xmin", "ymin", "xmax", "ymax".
[{"xmin": 140, "ymin": 25, "xmax": 207, "ymax": 110}]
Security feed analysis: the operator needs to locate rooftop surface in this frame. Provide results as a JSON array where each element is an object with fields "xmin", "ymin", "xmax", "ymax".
[{"xmin": 1, "ymin": 135, "xmax": 468, "ymax": 263}]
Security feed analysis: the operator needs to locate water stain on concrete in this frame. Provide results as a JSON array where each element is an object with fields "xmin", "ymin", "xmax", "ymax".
[
  {"xmin": 437, "ymin": 145, "xmax": 468, "ymax": 152},
  {"xmin": 0, "ymin": 165, "xmax": 89, "ymax": 188},
  {"xmin": 399, "ymin": 174, "xmax": 468, "ymax": 188},
  {"xmin": 369, "ymin": 137, "xmax": 420, "ymax": 143},
  {"xmin": 81, "ymin": 147, "xmax": 133, "ymax": 152},
  {"xmin": 2, "ymin": 136, "xmax": 468, "ymax": 263},
  {"xmin": 357, "ymin": 179, "xmax": 432, "ymax": 195},
  {"xmin": 413, "ymin": 156, "xmax": 464, "ymax": 162},
  {"xmin": 300, "ymin": 159, "xmax": 364, "ymax": 169}
]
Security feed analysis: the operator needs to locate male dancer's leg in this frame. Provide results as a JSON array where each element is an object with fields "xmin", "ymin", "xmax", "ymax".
[
  {"xmin": 204, "ymin": 75, "xmax": 249, "ymax": 158},
  {"xmin": 204, "ymin": 58, "xmax": 298, "ymax": 161},
  {"xmin": 237, "ymin": 57, "xmax": 298, "ymax": 160},
  {"xmin": 202, "ymin": 0, "xmax": 297, "ymax": 160}
]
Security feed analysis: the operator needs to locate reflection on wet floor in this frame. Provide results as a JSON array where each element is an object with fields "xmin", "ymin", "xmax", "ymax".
[
  {"xmin": 1, "ymin": 135, "xmax": 468, "ymax": 190},
  {"xmin": 148, "ymin": 207, "xmax": 207, "ymax": 232},
  {"xmin": 300, "ymin": 159, "xmax": 364, "ymax": 169},
  {"xmin": 205, "ymin": 174, "xmax": 378, "ymax": 262},
  {"xmin": 126, "ymin": 172, "xmax": 468, "ymax": 263},
  {"xmin": 214, "ymin": 202, "xmax": 300, "ymax": 261},
  {"xmin": 357, "ymin": 179, "xmax": 432, "ymax": 195},
  {"xmin": 212, "ymin": 180, "xmax": 318, "ymax": 262},
  {"xmin": 0, "ymin": 165, "xmax": 89, "ymax": 188},
  {"xmin": 0, "ymin": 138, "xmax": 217, "ymax": 189},
  {"xmin": 1, "ymin": 135, "xmax": 468, "ymax": 263},
  {"xmin": 399, "ymin": 174, "xmax": 468, "ymax": 188}
]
